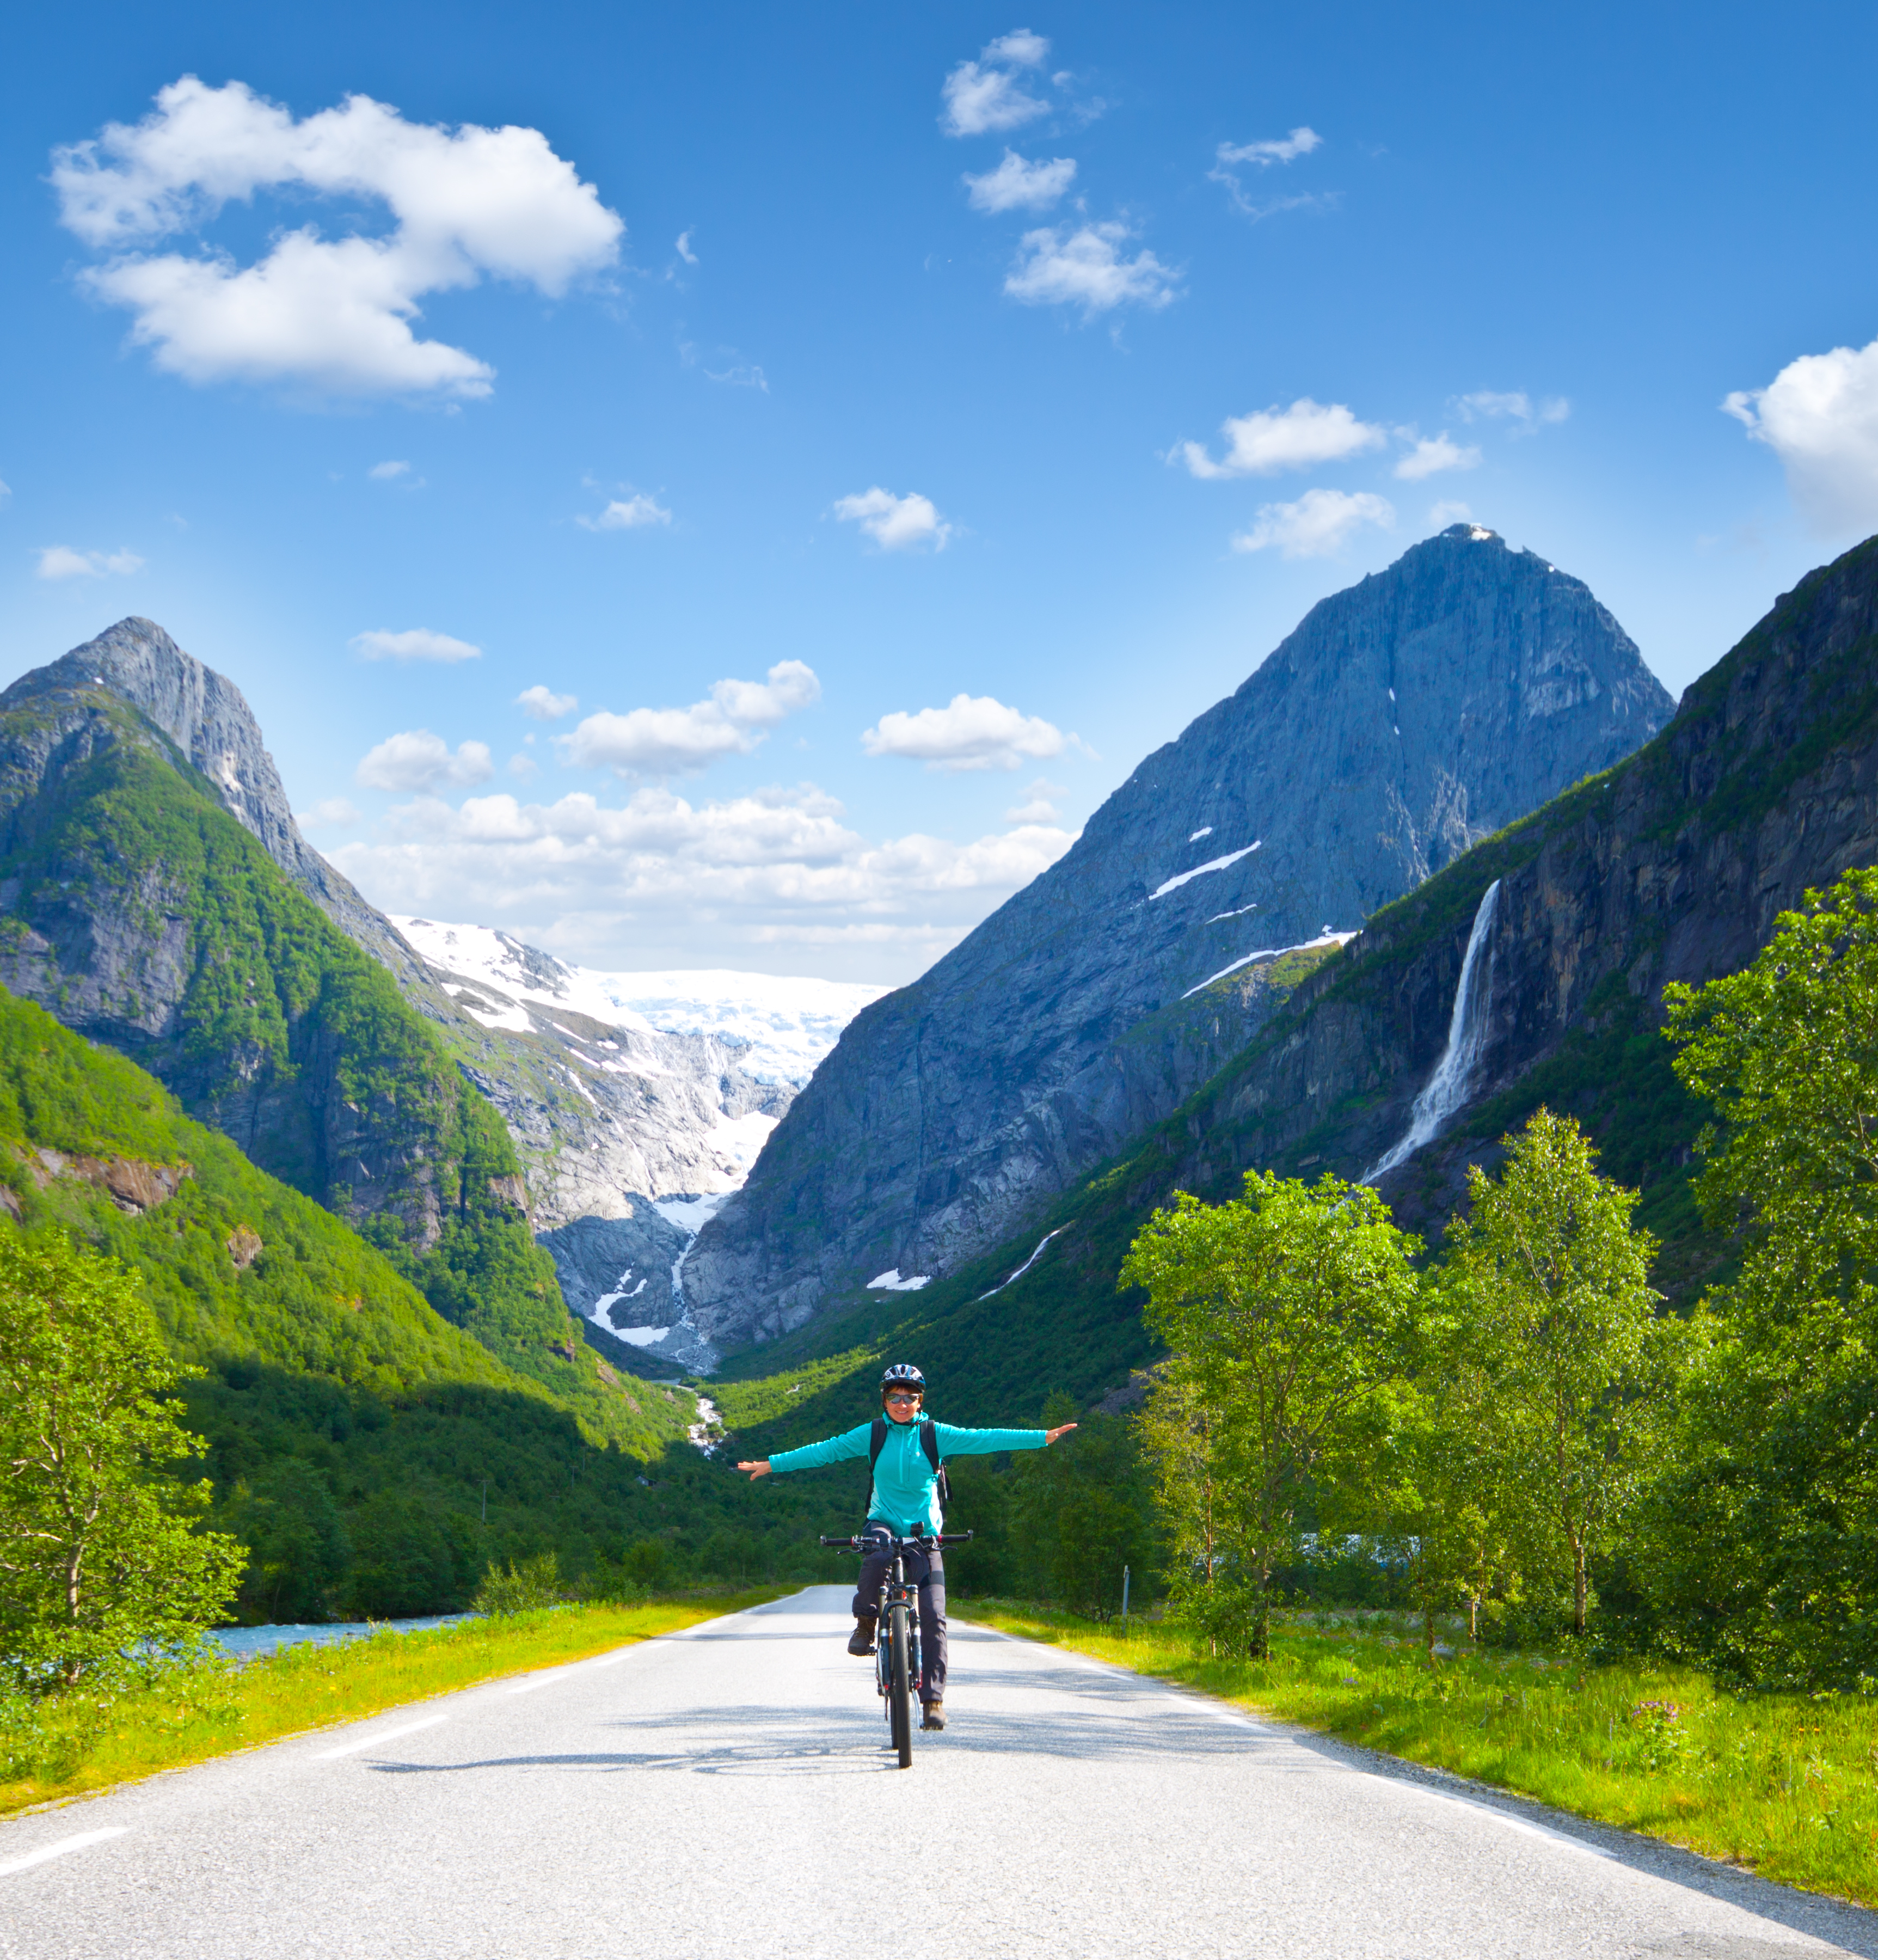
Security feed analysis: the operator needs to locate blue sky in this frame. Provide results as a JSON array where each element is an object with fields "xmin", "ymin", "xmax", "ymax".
[{"xmin": 3, "ymin": 1, "xmax": 1875, "ymax": 982}]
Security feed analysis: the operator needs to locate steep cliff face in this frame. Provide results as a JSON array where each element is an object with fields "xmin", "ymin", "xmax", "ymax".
[
  {"xmin": 721, "ymin": 536, "xmax": 1878, "ymax": 1439},
  {"xmin": 1186, "ymin": 532, "xmax": 1878, "ymax": 1237},
  {"xmin": 687, "ymin": 525, "xmax": 1675, "ymax": 1347},
  {"xmin": 0, "ymin": 628, "xmax": 650, "ymax": 1425},
  {"xmin": 0, "ymin": 622, "xmax": 833, "ymax": 1373}
]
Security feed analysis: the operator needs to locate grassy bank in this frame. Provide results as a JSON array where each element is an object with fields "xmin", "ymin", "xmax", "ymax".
[
  {"xmin": 0, "ymin": 1590, "xmax": 783, "ymax": 1818},
  {"xmin": 956, "ymin": 1601, "xmax": 1878, "ymax": 1907}
]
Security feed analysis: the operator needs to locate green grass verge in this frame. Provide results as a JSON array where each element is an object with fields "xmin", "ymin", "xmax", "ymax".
[
  {"xmin": 955, "ymin": 1601, "xmax": 1878, "ymax": 1907},
  {"xmin": 0, "ymin": 1589, "xmax": 783, "ymax": 1817}
]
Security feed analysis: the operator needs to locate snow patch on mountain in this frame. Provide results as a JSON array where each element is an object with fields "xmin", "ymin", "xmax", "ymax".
[{"xmin": 392, "ymin": 917, "xmax": 883, "ymax": 1084}]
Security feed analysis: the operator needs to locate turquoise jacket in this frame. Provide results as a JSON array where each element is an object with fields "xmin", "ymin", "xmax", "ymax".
[{"xmin": 768, "ymin": 1416, "xmax": 1048, "ymax": 1534}]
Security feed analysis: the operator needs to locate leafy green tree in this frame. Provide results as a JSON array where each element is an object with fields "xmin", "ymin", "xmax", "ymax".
[
  {"xmin": 1122, "ymin": 1173, "xmax": 1421, "ymax": 1657},
  {"xmin": 1366, "ymin": 1257, "xmax": 1536, "ymax": 1655},
  {"xmin": 1655, "ymin": 869, "xmax": 1878, "ymax": 1683},
  {"xmin": 472, "ymin": 1550, "xmax": 564, "ymax": 1615},
  {"xmin": 223, "ymin": 1459, "xmax": 351, "ymax": 1624},
  {"xmin": 0, "ymin": 1229, "xmax": 245, "ymax": 1692},
  {"xmin": 348, "ymin": 1495, "xmax": 477, "ymax": 1617},
  {"xmin": 1007, "ymin": 1404, "xmax": 1157, "ymax": 1618},
  {"xmin": 1444, "ymin": 1109, "xmax": 1672, "ymax": 1638}
]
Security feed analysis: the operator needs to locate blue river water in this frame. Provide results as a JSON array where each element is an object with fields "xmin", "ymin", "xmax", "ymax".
[{"xmin": 207, "ymin": 1616, "xmax": 471, "ymax": 1661}]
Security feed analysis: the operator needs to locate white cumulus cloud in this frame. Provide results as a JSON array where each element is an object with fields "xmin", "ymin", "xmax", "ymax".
[
  {"xmin": 369, "ymin": 459, "xmax": 411, "ymax": 480},
  {"xmin": 1217, "ymin": 127, "xmax": 1322, "ymax": 167},
  {"xmin": 1232, "ymin": 488, "xmax": 1395, "ymax": 559},
  {"xmin": 1177, "ymin": 399, "xmax": 1383, "ymax": 479},
  {"xmin": 1723, "ymin": 336, "xmax": 1878, "ymax": 536},
  {"xmin": 559, "ymin": 661, "xmax": 820, "ymax": 778},
  {"xmin": 577, "ymin": 493, "xmax": 672, "ymax": 531},
  {"xmin": 515, "ymin": 685, "xmax": 578, "ymax": 720},
  {"xmin": 1005, "ymin": 222, "xmax": 1178, "ymax": 315},
  {"xmin": 34, "ymin": 546, "xmax": 143, "ymax": 579},
  {"xmin": 1456, "ymin": 390, "xmax": 1570, "ymax": 433},
  {"xmin": 330, "ymin": 780, "xmax": 1076, "ymax": 977},
  {"xmin": 941, "ymin": 30, "xmax": 1051, "ymax": 137},
  {"xmin": 1394, "ymin": 432, "xmax": 1482, "ymax": 480},
  {"xmin": 352, "ymin": 627, "xmax": 481, "ymax": 664},
  {"xmin": 356, "ymin": 731, "xmax": 495, "ymax": 793},
  {"xmin": 833, "ymin": 487, "xmax": 951, "ymax": 552},
  {"xmin": 963, "ymin": 150, "xmax": 1076, "ymax": 213},
  {"xmin": 51, "ymin": 76, "xmax": 623, "ymax": 397},
  {"xmin": 862, "ymin": 694, "xmax": 1072, "ymax": 773}
]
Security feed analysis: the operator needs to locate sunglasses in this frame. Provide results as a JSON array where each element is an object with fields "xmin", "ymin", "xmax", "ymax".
[{"xmin": 884, "ymin": 1391, "xmax": 922, "ymax": 1405}]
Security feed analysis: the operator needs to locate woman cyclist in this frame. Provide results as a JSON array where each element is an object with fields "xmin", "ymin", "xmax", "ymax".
[{"xmin": 737, "ymin": 1363, "xmax": 1075, "ymax": 1730}]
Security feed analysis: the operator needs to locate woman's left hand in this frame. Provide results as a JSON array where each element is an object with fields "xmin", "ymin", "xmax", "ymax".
[{"xmin": 1044, "ymin": 1423, "xmax": 1078, "ymax": 1445}]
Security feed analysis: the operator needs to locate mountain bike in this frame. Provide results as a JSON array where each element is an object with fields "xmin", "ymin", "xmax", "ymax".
[{"xmin": 819, "ymin": 1530, "xmax": 972, "ymax": 1769}]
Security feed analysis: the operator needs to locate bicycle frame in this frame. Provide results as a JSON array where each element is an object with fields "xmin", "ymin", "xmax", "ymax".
[{"xmin": 820, "ymin": 1529, "xmax": 971, "ymax": 1769}]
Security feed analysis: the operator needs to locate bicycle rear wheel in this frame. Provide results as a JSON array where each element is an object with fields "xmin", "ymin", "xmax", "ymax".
[{"xmin": 888, "ymin": 1603, "xmax": 913, "ymax": 1769}]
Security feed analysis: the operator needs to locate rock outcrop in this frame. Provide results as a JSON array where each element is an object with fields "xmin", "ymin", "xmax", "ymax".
[{"xmin": 686, "ymin": 525, "xmax": 1676, "ymax": 1347}]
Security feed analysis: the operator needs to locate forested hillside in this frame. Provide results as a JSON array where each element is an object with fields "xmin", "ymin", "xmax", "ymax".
[
  {"xmin": 0, "ymin": 671, "xmax": 615, "ymax": 1413},
  {"xmin": 0, "ymin": 990, "xmax": 741, "ymax": 1616}
]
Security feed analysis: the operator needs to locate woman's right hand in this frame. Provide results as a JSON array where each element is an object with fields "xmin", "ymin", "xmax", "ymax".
[{"xmin": 737, "ymin": 1459, "xmax": 772, "ymax": 1480}]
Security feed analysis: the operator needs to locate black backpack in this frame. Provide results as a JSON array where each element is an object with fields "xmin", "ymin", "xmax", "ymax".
[{"xmin": 869, "ymin": 1415, "xmax": 951, "ymax": 1507}]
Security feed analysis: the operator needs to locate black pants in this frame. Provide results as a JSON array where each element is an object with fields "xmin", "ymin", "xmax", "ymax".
[{"xmin": 852, "ymin": 1524, "xmax": 947, "ymax": 1704}]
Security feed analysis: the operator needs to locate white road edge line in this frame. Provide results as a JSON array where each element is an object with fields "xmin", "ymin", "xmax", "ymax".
[
  {"xmin": 508, "ymin": 1668, "xmax": 574, "ymax": 1694},
  {"xmin": 315, "ymin": 1714, "xmax": 448, "ymax": 1760},
  {"xmin": 588, "ymin": 1646, "xmax": 639, "ymax": 1669},
  {"xmin": 0, "ymin": 1828, "xmax": 129, "ymax": 1877}
]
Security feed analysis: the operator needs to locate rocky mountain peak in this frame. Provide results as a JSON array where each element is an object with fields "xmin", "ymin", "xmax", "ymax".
[
  {"xmin": 683, "ymin": 529, "xmax": 1678, "ymax": 1350},
  {"xmin": 1, "ymin": 618, "xmax": 424, "ymax": 978},
  {"xmin": 5, "ymin": 617, "xmax": 303, "ymax": 867}
]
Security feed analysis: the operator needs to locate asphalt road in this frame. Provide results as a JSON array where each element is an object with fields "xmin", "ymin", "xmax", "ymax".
[{"xmin": 2, "ymin": 1587, "xmax": 1874, "ymax": 1960}]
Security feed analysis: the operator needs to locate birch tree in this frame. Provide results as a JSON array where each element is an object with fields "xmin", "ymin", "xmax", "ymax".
[
  {"xmin": 0, "ymin": 1230, "xmax": 244, "ymax": 1694},
  {"xmin": 1123, "ymin": 1173, "xmax": 1420, "ymax": 1657},
  {"xmin": 1444, "ymin": 1110, "xmax": 1670, "ymax": 1638}
]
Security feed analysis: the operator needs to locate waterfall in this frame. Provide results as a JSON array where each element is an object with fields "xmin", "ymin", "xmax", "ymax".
[{"xmin": 1364, "ymin": 879, "xmax": 1502, "ymax": 1183}]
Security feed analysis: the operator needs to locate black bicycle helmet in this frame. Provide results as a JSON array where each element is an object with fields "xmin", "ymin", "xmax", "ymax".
[{"xmin": 880, "ymin": 1363, "xmax": 926, "ymax": 1393}]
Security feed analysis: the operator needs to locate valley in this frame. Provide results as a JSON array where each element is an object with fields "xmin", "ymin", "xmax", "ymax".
[{"xmin": 3, "ymin": 527, "xmax": 1875, "ymax": 1634}]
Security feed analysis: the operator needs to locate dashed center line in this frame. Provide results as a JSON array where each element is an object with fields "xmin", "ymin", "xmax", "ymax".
[
  {"xmin": 0, "ymin": 1828, "xmax": 129, "ymax": 1877},
  {"xmin": 315, "ymin": 1714, "xmax": 448, "ymax": 1760}
]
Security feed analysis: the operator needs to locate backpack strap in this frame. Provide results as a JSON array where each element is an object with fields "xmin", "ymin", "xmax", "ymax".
[
  {"xmin": 923, "ymin": 1418, "xmax": 951, "ymax": 1506},
  {"xmin": 868, "ymin": 1416, "xmax": 888, "ymax": 1468}
]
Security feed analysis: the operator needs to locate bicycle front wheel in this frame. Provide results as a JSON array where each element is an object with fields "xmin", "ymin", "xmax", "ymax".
[{"xmin": 888, "ymin": 1602, "xmax": 913, "ymax": 1769}]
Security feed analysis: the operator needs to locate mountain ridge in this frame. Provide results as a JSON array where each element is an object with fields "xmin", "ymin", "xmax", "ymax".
[
  {"xmin": 711, "ymin": 531, "xmax": 1878, "ymax": 1454},
  {"xmin": 686, "ymin": 525, "xmax": 1676, "ymax": 1350},
  {"xmin": 0, "ymin": 620, "xmax": 870, "ymax": 1375}
]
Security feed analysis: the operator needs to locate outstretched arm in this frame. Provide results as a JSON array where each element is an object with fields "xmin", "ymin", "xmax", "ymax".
[
  {"xmin": 738, "ymin": 1422, "xmax": 873, "ymax": 1484},
  {"xmin": 934, "ymin": 1420, "xmax": 1077, "ymax": 1456}
]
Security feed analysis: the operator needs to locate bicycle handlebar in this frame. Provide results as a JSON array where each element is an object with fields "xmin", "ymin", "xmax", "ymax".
[{"xmin": 817, "ymin": 1531, "xmax": 974, "ymax": 1549}]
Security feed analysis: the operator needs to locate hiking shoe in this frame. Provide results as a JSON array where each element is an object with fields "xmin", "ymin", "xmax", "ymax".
[
  {"xmin": 920, "ymin": 1701, "xmax": 946, "ymax": 1731},
  {"xmin": 847, "ymin": 1621, "xmax": 877, "ymax": 1656}
]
